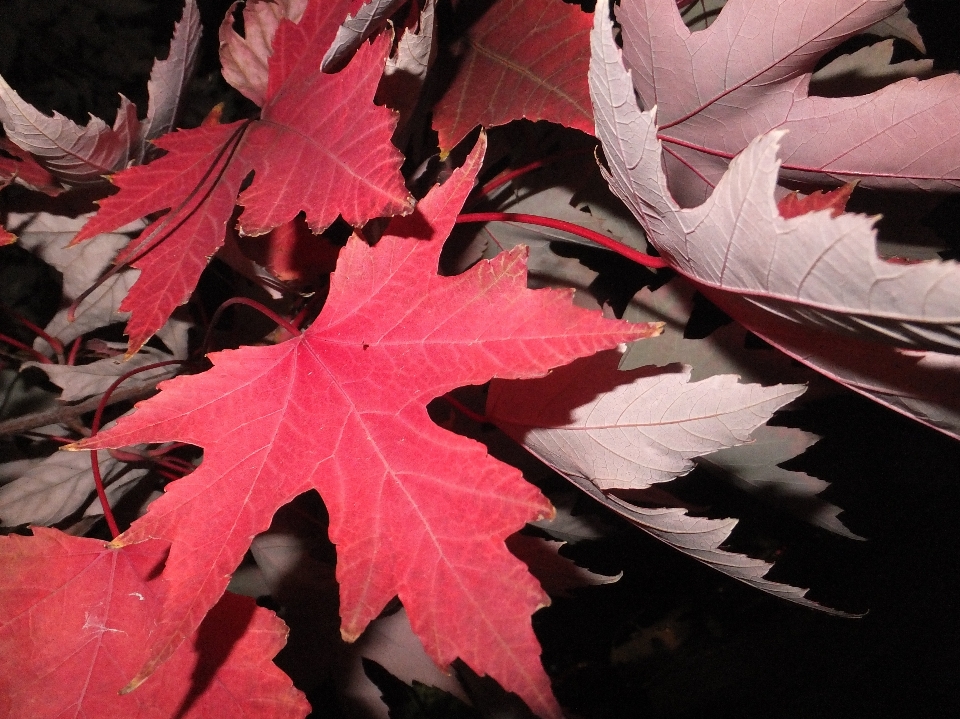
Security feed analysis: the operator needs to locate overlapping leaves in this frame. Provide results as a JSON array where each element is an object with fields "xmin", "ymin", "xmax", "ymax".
[
  {"xmin": 72, "ymin": 138, "xmax": 656, "ymax": 719},
  {"xmin": 72, "ymin": 0, "xmax": 412, "ymax": 353},
  {"xmin": 590, "ymin": 0, "xmax": 960, "ymax": 439}
]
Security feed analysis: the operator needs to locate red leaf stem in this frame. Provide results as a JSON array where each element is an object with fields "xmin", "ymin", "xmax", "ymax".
[
  {"xmin": 150, "ymin": 456, "xmax": 195, "ymax": 477},
  {"xmin": 66, "ymin": 337, "xmax": 81, "ymax": 365},
  {"xmin": 89, "ymin": 449, "xmax": 120, "ymax": 538},
  {"xmin": 202, "ymin": 296, "xmax": 301, "ymax": 355},
  {"xmin": 86, "ymin": 359, "xmax": 186, "ymax": 537},
  {"xmin": 442, "ymin": 394, "xmax": 489, "ymax": 424},
  {"xmin": 0, "ymin": 332, "xmax": 53, "ymax": 364},
  {"xmin": 456, "ymin": 212, "xmax": 670, "ymax": 269},
  {"xmin": 153, "ymin": 455, "xmax": 197, "ymax": 475},
  {"xmin": 155, "ymin": 468, "xmax": 186, "ymax": 483},
  {"xmin": 471, "ymin": 149, "xmax": 594, "ymax": 205},
  {"xmin": 2, "ymin": 306, "xmax": 65, "ymax": 359},
  {"xmin": 144, "ymin": 441, "xmax": 190, "ymax": 457}
]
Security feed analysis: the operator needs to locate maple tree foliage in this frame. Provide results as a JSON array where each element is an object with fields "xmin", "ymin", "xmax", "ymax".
[
  {"xmin": 0, "ymin": 0, "xmax": 959, "ymax": 716},
  {"xmin": 616, "ymin": 0, "xmax": 960, "ymax": 206},
  {"xmin": 71, "ymin": 0, "xmax": 411, "ymax": 354},
  {"xmin": 72, "ymin": 137, "xmax": 657, "ymax": 718},
  {"xmin": 431, "ymin": 0, "xmax": 595, "ymax": 152},
  {"xmin": 590, "ymin": 1, "xmax": 960, "ymax": 438},
  {"xmin": 0, "ymin": 528, "xmax": 309, "ymax": 719}
]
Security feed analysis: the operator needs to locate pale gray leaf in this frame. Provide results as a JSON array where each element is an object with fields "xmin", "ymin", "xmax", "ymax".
[
  {"xmin": 0, "ymin": 75, "xmax": 138, "ymax": 185},
  {"xmin": 488, "ymin": 349, "xmax": 805, "ymax": 491},
  {"xmin": 341, "ymin": 607, "xmax": 470, "ymax": 718},
  {"xmin": 591, "ymin": 9, "xmax": 960, "ymax": 440},
  {"xmin": 617, "ymin": 0, "xmax": 959, "ymax": 202},
  {"xmin": 621, "ymin": 279, "xmax": 818, "ymax": 388},
  {"xmin": 700, "ymin": 425, "xmax": 864, "ymax": 540},
  {"xmin": 529, "ymin": 488, "xmax": 611, "ymax": 543},
  {"xmin": 0, "ymin": 368, "xmax": 58, "ymax": 424},
  {"xmin": 590, "ymin": 8, "xmax": 960, "ymax": 355},
  {"xmin": 507, "ymin": 534, "xmax": 620, "ymax": 597},
  {"xmin": 561, "ymin": 471, "xmax": 855, "ymax": 615},
  {"xmin": 23, "ymin": 346, "xmax": 177, "ymax": 403},
  {"xmin": 619, "ymin": 279, "xmax": 858, "ymax": 538},
  {"xmin": 0, "ymin": 451, "xmax": 146, "ymax": 527},
  {"xmin": 809, "ymin": 38, "xmax": 934, "ymax": 98},
  {"xmin": 379, "ymin": 0, "xmax": 436, "ymax": 141},
  {"xmin": 711, "ymin": 289, "xmax": 960, "ymax": 440},
  {"xmin": 154, "ymin": 317, "xmax": 191, "ymax": 360},
  {"xmin": 12, "ymin": 212, "xmax": 141, "ymax": 351},
  {"xmin": 141, "ymin": 0, "xmax": 202, "ymax": 149},
  {"xmin": 321, "ymin": 0, "xmax": 408, "ymax": 73},
  {"xmin": 863, "ymin": 4, "xmax": 925, "ymax": 52},
  {"xmin": 43, "ymin": 274, "xmax": 138, "ymax": 351}
]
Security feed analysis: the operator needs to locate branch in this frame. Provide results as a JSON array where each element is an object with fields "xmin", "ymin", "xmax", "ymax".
[{"xmin": 0, "ymin": 383, "xmax": 160, "ymax": 437}]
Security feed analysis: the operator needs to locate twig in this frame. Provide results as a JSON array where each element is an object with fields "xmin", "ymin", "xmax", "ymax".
[{"xmin": 0, "ymin": 383, "xmax": 160, "ymax": 437}]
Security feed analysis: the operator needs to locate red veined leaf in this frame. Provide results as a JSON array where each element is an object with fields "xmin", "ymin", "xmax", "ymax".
[{"xmin": 73, "ymin": 0, "xmax": 412, "ymax": 353}]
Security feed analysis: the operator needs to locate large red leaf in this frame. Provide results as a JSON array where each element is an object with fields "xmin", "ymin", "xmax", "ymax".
[
  {"xmin": 74, "ymin": 0, "xmax": 412, "ymax": 354},
  {"xmin": 617, "ymin": 0, "xmax": 960, "ymax": 206},
  {"xmin": 74, "ymin": 138, "xmax": 657, "ymax": 718},
  {"xmin": 432, "ymin": 0, "xmax": 594, "ymax": 152},
  {"xmin": 0, "ymin": 527, "xmax": 308, "ymax": 719}
]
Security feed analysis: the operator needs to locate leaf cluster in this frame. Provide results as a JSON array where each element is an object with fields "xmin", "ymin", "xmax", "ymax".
[{"xmin": 0, "ymin": 1, "xmax": 957, "ymax": 717}]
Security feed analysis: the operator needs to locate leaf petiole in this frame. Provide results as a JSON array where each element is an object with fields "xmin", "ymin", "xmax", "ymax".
[
  {"xmin": 85, "ymin": 359, "xmax": 186, "ymax": 539},
  {"xmin": 455, "ymin": 212, "xmax": 670, "ymax": 269}
]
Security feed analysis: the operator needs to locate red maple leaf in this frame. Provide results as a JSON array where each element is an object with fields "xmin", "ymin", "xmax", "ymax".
[
  {"xmin": 776, "ymin": 182, "xmax": 856, "ymax": 220},
  {"xmin": 72, "ymin": 0, "xmax": 412, "ymax": 354},
  {"xmin": 74, "ymin": 137, "xmax": 658, "ymax": 718},
  {"xmin": 0, "ymin": 527, "xmax": 308, "ymax": 719},
  {"xmin": 432, "ymin": 0, "xmax": 594, "ymax": 152}
]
